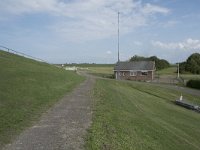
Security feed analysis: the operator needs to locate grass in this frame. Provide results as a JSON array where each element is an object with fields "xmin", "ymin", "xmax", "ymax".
[
  {"xmin": 64, "ymin": 63, "xmax": 114, "ymax": 68},
  {"xmin": 65, "ymin": 64, "xmax": 114, "ymax": 78},
  {"xmin": 87, "ymin": 67, "xmax": 113, "ymax": 74},
  {"xmin": 0, "ymin": 50, "xmax": 85, "ymax": 147},
  {"xmin": 156, "ymin": 66, "xmax": 177, "ymax": 75},
  {"xmin": 86, "ymin": 79, "xmax": 200, "ymax": 150},
  {"xmin": 157, "ymin": 66, "xmax": 200, "ymax": 80},
  {"xmin": 87, "ymin": 67, "xmax": 114, "ymax": 78},
  {"xmin": 181, "ymin": 74, "xmax": 200, "ymax": 80}
]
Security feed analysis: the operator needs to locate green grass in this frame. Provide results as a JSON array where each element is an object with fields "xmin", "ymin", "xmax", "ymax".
[
  {"xmin": 87, "ymin": 67, "xmax": 113, "ymax": 74},
  {"xmin": 157, "ymin": 66, "xmax": 200, "ymax": 80},
  {"xmin": 181, "ymin": 74, "xmax": 200, "ymax": 80},
  {"xmin": 157, "ymin": 66, "xmax": 177, "ymax": 75},
  {"xmin": 65, "ymin": 64, "xmax": 114, "ymax": 78},
  {"xmin": 86, "ymin": 79, "xmax": 200, "ymax": 150},
  {"xmin": 87, "ymin": 67, "xmax": 114, "ymax": 78},
  {"xmin": 65, "ymin": 64, "xmax": 114, "ymax": 68},
  {"xmin": 0, "ymin": 50, "xmax": 85, "ymax": 147}
]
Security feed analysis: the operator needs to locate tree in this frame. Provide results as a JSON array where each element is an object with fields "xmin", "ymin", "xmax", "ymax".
[
  {"xmin": 130, "ymin": 55, "xmax": 147, "ymax": 61},
  {"xmin": 178, "ymin": 53, "xmax": 200, "ymax": 74},
  {"xmin": 129, "ymin": 55, "xmax": 170, "ymax": 70},
  {"xmin": 179, "ymin": 62, "xmax": 187, "ymax": 73},
  {"xmin": 186, "ymin": 53, "xmax": 200, "ymax": 74}
]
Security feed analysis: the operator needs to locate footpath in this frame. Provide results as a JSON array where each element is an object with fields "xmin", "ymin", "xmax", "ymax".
[{"xmin": 3, "ymin": 77, "xmax": 95, "ymax": 150}]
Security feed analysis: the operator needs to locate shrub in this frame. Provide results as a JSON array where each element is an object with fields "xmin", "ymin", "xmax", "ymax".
[{"xmin": 186, "ymin": 79, "xmax": 200, "ymax": 89}]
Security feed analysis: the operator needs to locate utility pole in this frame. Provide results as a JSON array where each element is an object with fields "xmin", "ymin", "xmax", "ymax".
[
  {"xmin": 177, "ymin": 63, "xmax": 179, "ymax": 78},
  {"xmin": 116, "ymin": 12, "xmax": 120, "ymax": 80},
  {"xmin": 118, "ymin": 12, "xmax": 120, "ymax": 62}
]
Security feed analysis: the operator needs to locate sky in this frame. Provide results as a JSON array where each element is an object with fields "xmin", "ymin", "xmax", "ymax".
[{"xmin": 0, "ymin": 0, "xmax": 200, "ymax": 64}]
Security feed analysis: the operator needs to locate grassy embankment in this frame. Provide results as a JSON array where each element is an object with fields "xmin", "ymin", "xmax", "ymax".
[
  {"xmin": 0, "ymin": 50, "xmax": 84, "ymax": 147},
  {"xmin": 86, "ymin": 79, "xmax": 200, "ymax": 150}
]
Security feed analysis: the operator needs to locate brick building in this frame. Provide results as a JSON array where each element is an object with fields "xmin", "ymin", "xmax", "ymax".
[{"xmin": 114, "ymin": 61, "xmax": 155, "ymax": 81}]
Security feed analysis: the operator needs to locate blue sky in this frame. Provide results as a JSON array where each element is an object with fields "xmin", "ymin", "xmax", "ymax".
[{"xmin": 0, "ymin": 0, "xmax": 200, "ymax": 64}]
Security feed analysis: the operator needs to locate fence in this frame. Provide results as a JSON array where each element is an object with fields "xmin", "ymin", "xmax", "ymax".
[{"xmin": 0, "ymin": 45, "xmax": 49, "ymax": 64}]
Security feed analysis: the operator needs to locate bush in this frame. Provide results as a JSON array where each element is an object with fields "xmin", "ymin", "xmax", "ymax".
[{"xmin": 186, "ymin": 79, "xmax": 200, "ymax": 89}]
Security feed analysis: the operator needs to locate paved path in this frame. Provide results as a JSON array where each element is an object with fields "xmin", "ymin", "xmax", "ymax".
[{"xmin": 3, "ymin": 77, "xmax": 95, "ymax": 150}]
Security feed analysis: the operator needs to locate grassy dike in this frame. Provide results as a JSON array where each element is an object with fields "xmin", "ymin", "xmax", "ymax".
[
  {"xmin": 0, "ymin": 50, "xmax": 85, "ymax": 147},
  {"xmin": 86, "ymin": 79, "xmax": 200, "ymax": 150}
]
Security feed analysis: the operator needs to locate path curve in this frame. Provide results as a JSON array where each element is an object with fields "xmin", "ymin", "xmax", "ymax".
[{"xmin": 3, "ymin": 77, "xmax": 95, "ymax": 150}]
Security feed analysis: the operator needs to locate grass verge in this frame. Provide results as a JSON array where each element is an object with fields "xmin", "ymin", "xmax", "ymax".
[
  {"xmin": 0, "ymin": 50, "xmax": 85, "ymax": 147},
  {"xmin": 86, "ymin": 79, "xmax": 200, "ymax": 150}
]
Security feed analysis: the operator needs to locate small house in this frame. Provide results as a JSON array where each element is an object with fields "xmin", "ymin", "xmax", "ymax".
[{"xmin": 114, "ymin": 61, "xmax": 155, "ymax": 81}]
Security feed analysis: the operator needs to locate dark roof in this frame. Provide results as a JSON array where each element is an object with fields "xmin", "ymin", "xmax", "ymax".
[{"xmin": 114, "ymin": 61, "xmax": 155, "ymax": 71}]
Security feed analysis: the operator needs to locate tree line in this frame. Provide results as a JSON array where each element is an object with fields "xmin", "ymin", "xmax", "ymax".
[
  {"xmin": 129, "ymin": 55, "xmax": 170, "ymax": 70},
  {"xmin": 179, "ymin": 53, "xmax": 200, "ymax": 74}
]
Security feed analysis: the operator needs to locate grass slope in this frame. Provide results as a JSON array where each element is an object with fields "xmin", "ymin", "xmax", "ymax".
[
  {"xmin": 86, "ymin": 79, "xmax": 200, "ymax": 150},
  {"xmin": 0, "ymin": 50, "xmax": 84, "ymax": 147}
]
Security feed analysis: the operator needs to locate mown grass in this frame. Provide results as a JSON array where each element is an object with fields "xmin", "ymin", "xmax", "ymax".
[
  {"xmin": 0, "ymin": 50, "xmax": 85, "ymax": 147},
  {"xmin": 87, "ymin": 67, "xmax": 114, "ymax": 78},
  {"xmin": 86, "ymin": 79, "xmax": 200, "ymax": 150},
  {"xmin": 65, "ymin": 64, "xmax": 114, "ymax": 68},
  {"xmin": 157, "ymin": 66, "xmax": 200, "ymax": 80},
  {"xmin": 87, "ymin": 67, "xmax": 113, "ymax": 74},
  {"xmin": 64, "ymin": 64, "xmax": 114, "ymax": 78},
  {"xmin": 181, "ymin": 74, "xmax": 200, "ymax": 80},
  {"xmin": 157, "ymin": 66, "xmax": 177, "ymax": 75}
]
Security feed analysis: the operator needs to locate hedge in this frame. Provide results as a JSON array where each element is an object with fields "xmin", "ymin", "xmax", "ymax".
[{"xmin": 186, "ymin": 79, "xmax": 200, "ymax": 89}]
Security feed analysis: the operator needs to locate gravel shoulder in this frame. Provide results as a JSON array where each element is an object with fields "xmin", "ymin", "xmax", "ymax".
[{"xmin": 3, "ymin": 77, "xmax": 95, "ymax": 150}]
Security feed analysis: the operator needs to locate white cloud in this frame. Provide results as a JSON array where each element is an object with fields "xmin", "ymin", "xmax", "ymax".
[
  {"xmin": 0, "ymin": 0, "xmax": 170, "ymax": 41},
  {"xmin": 141, "ymin": 3, "xmax": 170, "ymax": 15},
  {"xmin": 152, "ymin": 38, "xmax": 200, "ymax": 50},
  {"xmin": 133, "ymin": 41, "xmax": 142, "ymax": 46},
  {"xmin": 163, "ymin": 20, "xmax": 179, "ymax": 28},
  {"xmin": 106, "ymin": 50, "xmax": 112, "ymax": 54},
  {"xmin": 0, "ymin": 0, "xmax": 60, "ymax": 15}
]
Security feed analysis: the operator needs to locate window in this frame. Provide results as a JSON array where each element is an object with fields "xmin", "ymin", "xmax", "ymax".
[
  {"xmin": 123, "ymin": 72, "xmax": 125, "ymax": 76},
  {"xmin": 130, "ymin": 71, "xmax": 137, "ymax": 76},
  {"xmin": 141, "ymin": 71, "xmax": 148, "ymax": 76}
]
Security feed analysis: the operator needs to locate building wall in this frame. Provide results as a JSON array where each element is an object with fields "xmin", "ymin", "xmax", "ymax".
[{"xmin": 115, "ymin": 70, "xmax": 154, "ymax": 81}]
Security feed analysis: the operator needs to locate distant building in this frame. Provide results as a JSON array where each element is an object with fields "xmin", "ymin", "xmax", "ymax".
[
  {"xmin": 65, "ymin": 66, "xmax": 77, "ymax": 71},
  {"xmin": 114, "ymin": 61, "xmax": 155, "ymax": 81}
]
